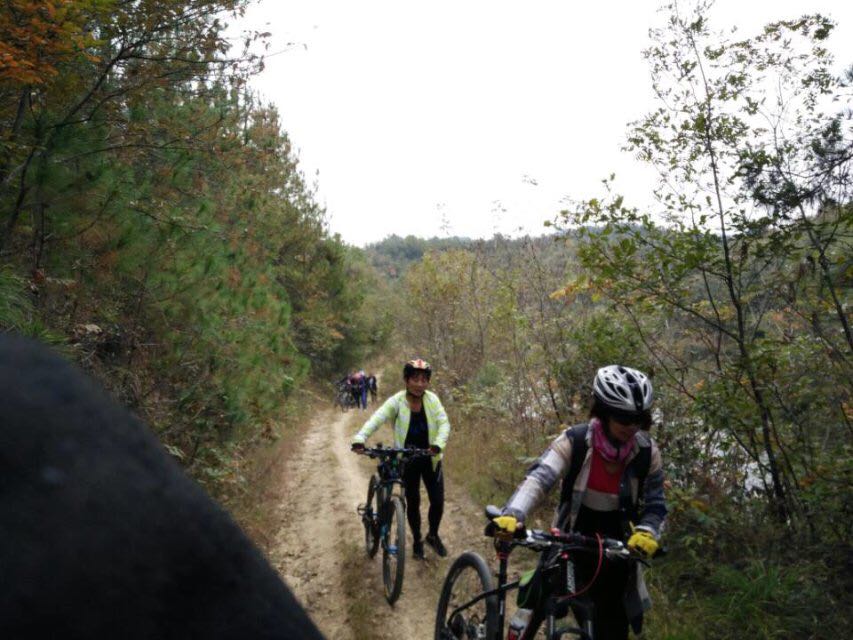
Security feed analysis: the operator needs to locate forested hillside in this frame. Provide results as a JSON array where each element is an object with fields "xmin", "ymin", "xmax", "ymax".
[
  {"xmin": 1, "ymin": 2, "xmax": 851, "ymax": 639},
  {"xmin": 0, "ymin": 0, "xmax": 388, "ymax": 496},
  {"xmin": 365, "ymin": 234, "xmax": 476, "ymax": 279}
]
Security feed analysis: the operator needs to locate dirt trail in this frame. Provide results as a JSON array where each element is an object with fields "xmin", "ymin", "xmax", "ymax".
[{"xmin": 268, "ymin": 404, "xmax": 489, "ymax": 640}]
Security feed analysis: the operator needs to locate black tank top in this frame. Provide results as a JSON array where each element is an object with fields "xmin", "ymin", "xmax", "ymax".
[{"xmin": 405, "ymin": 408, "xmax": 429, "ymax": 448}]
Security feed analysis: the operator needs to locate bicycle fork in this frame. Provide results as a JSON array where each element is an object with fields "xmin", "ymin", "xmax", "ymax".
[
  {"xmin": 380, "ymin": 492, "xmax": 406, "ymax": 556},
  {"xmin": 381, "ymin": 523, "xmax": 397, "ymax": 554},
  {"xmin": 378, "ymin": 500, "xmax": 398, "ymax": 555}
]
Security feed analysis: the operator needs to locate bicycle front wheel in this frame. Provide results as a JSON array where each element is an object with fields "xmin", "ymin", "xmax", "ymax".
[
  {"xmin": 435, "ymin": 551, "xmax": 498, "ymax": 640},
  {"xmin": 363, "ymin": 476, "xmax": 380, "ymax": 558},
  {"xmin": 382, "ymin": 495, "xmax": 406, "ymax": 604}
]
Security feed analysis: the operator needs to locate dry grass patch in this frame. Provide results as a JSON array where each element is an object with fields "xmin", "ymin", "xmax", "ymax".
[{"xmin": 339, "ymin": 541, "xmax": 379, "ymax": 640}]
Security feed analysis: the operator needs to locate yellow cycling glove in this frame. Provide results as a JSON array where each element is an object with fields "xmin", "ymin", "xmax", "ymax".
[
  {"xmin": 627, "ymin": 529, "xmax": 659, "ymax": 558},
  {"xmin": 492, "ymin": 515, "xmax": 519, "ymax": 533}
]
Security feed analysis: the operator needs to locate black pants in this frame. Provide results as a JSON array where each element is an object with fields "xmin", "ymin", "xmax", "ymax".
[
  {"xmin": 571, "ymin": 555, "xmax": 631, "ymax": 640},
  {"xmin": 402, "ymin": 459, "xmax": 444, "ymax": 540}
]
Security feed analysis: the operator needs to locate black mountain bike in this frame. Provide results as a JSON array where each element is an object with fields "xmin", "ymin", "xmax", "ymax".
[
  {"xmin": 356, "ymin": 445, "xmax": 431, "ymax": 604},
  {"xmin": 435, "ymin": 506, "xmax": 659, "ymax": 640}
]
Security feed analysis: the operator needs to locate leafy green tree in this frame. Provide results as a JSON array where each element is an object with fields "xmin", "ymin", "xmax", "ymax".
[
  {"xmin": 0, "ymin": 0, "xmax": 257, "ymax": 255},
  {"xmin": 562, "ymin": 2, "xmax": 851, "ymax": 535}
]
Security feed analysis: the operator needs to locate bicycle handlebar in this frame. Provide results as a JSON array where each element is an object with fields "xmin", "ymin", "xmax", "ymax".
[
  {"xmin": 487, "ymin": 521, "xmax": 621, "ymax": 549},
  {"xmin": 526, "ymin": 527, "xmax": 666, "ymax": 560},
  {"xmin": 483, "ymin": 506, "xmax": 665, "ymax": 561},
  {"xmin": 518, "ymin": 529, "xmax": 635, "ymax": 560},
  {"xmin": 358, "ymin": 446, "xmax": 433, "ymax": 460}
]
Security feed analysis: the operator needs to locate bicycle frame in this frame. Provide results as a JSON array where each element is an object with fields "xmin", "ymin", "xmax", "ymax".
[
  {"xmin": 375, "ymin": 451, "xmax": 406, "ymax": 498},
  {"xmin": 438, "ymin": 505, "xmax": 662, "ymax": 640},
  {"xmin": 445, "ymin": 535, "xmax": 597, "ymax": 640},
  {"xmin": 359, "ymin": 447, "xmax": 431, "ymax": 548},
  {"xmin": 358, "ymin": 446, "xmax": 433, "ymax": 604},
  {"xmin": 364, "ymin": 456, "xmax": 406, "ymax": 548}
]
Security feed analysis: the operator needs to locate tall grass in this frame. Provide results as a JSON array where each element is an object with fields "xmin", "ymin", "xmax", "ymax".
[
  {"xmin": 0, "ymin": 268, "xmax": 28, "ymax": 331},
  {"xmin": 0, "ymin": 268, "xmax": 66, "ymax": 345},
  {"xmin": 644, "ymin": 539, "xmax": 847, "ymax": 639}
]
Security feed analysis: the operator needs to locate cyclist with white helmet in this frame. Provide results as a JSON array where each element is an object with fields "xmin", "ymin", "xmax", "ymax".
[
  {"xmin": 351, "ymin": 358, "xmax": 451, "ymax": 559},
  {"xmin": 493, "ymin": 365, "xmax": 667, "ymax": 640}
]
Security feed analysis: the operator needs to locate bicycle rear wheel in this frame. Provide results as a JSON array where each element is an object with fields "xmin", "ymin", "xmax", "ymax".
[
  {"xmin": 363, "ymin": 476, "xmax": 380, "ymax": 558},
  {"xmin": 434, "ymin": 551, "xmax": 498, "ymax": 640},
  {"xmin": 382, "ymin": 495, "xmax": 406, "ymax": 604}
]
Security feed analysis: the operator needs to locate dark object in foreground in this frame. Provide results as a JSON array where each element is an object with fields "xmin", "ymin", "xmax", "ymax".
[{"xmin": 0, "ymin": 334, "xmax": 324, "ymax": 640}]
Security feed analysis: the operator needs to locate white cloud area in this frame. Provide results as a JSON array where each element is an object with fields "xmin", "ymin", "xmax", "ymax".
[{"xmin": 228, "ymin": 1, "xmax": 853, "ymax": 246}]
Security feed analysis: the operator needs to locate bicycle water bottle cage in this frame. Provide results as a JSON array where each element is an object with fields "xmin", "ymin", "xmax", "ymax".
[{"xmin": 517, "ymin": 567, "xmax": 547, "ymax": 609}]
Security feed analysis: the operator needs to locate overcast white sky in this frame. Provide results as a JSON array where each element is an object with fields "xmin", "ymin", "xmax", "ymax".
[{"xmin": 230, "ymin": 1, "xmax": 853, "ymax": 247}]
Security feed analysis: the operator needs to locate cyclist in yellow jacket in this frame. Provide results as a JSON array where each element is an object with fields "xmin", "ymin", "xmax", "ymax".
[{"xmin": 351, "ymin": 359, "xmax": 451, "ymax": 559}]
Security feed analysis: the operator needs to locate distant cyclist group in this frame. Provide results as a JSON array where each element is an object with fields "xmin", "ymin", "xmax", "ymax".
[
  {"xmin": 347, "ymin": 357, "xmax": 668, "ymax": 640},
  {"xmin": 335, "ymin": 369, "xmax": 377, "ymax": 411}
]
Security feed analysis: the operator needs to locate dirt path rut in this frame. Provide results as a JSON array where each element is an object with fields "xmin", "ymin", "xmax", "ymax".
[{"xmin": 268, "ymin": 405, "xmax": 488, "ymax": 640}]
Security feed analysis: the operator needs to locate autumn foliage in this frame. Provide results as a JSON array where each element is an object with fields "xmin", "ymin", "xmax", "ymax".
[{"xmin": 0, "ymin": 0, "xmax": 98, "ymax": 85}]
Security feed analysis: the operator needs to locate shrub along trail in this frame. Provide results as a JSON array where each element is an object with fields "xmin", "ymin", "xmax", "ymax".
[{"xmin": 267, "ymin": 402, "xmax": 488, "ymax": 640}]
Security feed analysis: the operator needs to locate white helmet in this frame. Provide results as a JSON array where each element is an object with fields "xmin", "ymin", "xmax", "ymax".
[{"xmin": 593, "ymin": 365, "xmax": 653, "ymax": 414}]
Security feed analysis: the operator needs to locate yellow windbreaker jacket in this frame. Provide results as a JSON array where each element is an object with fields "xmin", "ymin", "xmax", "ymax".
[{"xmin": 352, "ymin": 390, "xmax": 451, "ymax": 469}]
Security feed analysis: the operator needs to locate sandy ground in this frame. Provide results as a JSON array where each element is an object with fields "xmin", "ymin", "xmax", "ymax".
[{"xmin": 267, "ymin": 403, "xmax": 491, "ymax": 640}]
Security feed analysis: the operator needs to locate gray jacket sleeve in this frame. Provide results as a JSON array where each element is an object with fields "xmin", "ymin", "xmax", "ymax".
[{"xmin": 502, "ymin": 431, "xmax": 573, "ymax": 522}]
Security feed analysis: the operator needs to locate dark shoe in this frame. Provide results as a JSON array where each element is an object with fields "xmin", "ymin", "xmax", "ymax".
[
  {"xmin": 426, "ymin": 533, "xmax": 448, "ymax": 557},
  {"xmin": 412, "ymin": 539, "xmax": 425, "ymax": 560}
]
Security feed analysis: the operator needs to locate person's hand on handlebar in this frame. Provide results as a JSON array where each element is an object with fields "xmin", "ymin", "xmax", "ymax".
[
  {"xmin": 351, "ymin": 442, "xmax": 365, "ymax": 454},
  {"xmin": 627, "ymin": 527, "xmax": 659, "ymax": 558},
  {"xmin": 492, "ymin": 514, "xmax": 522, "ymax": 534}
]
